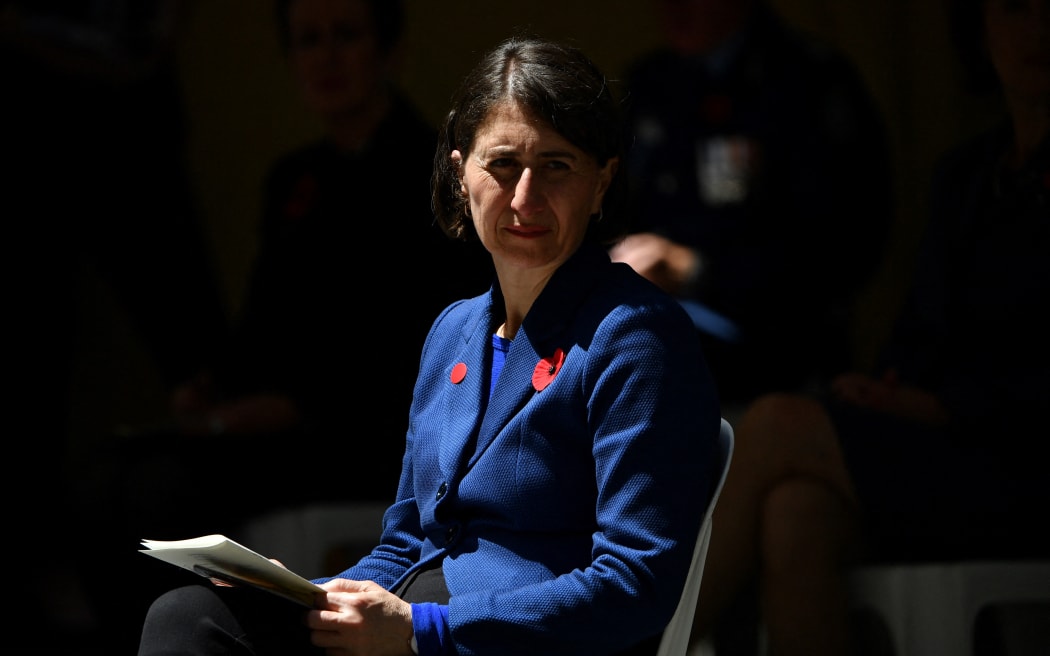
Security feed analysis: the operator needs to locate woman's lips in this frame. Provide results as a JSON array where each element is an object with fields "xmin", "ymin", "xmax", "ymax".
[{"xmin": 505, "ymin": 225, "xmax": 551, "ymax": 238}]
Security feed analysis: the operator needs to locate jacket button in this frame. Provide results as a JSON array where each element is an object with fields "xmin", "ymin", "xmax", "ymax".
[{"xmin": 436, "ymin": 482, "xmax": 447, "ymax": 501}]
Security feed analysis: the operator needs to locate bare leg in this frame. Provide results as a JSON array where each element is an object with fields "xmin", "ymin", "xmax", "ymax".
[
  {"xmin": 692, "ymin": 393, "xmax": 861, "ymax": 654},
  {"xmin": 761, "ymin": 477, "xmax": 859, "ymax": 656}
]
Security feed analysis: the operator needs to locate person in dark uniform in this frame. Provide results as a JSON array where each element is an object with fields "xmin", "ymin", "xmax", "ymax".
[
  {"xmin": 612, "ymin": 0, "xmax": 893, "ymax": 413},
  {"xmin": 1, "ymin": 0, "xmax": 228, "ymax": 648}
]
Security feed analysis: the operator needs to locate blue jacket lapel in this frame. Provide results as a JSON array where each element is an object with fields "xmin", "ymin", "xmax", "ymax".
[
  {"xmin": 461, "ymin": 244, "xmax": 610, "ymax": 468},
  {"xmin": 440, "ymin": 298, "xmax": 493, "ymax": 476}
]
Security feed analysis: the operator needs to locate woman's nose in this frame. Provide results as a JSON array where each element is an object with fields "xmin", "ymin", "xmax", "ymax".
[{"xmin": 510, "ymin": 168, "xmax": 546, "ymax": 217}]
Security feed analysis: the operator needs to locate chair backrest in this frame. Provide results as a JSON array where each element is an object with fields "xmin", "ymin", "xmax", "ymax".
[{"xmin": 655, "ymin": 417, "xmax": 734, "ymax": 656}]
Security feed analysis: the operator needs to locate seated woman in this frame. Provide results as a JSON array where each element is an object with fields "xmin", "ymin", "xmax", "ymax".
[{"xmin": 136, "ymin": 35, "xmax": 722, "ymax": 656}]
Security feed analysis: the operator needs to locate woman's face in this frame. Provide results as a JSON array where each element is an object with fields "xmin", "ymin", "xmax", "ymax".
[
  {"xmin": 452, "ymin": 102, "xmax": 617, "ymax": 278},
  {"xmin": 287, "ymin": 0, "xmax": 388, "ymax": 119},
  {"xmin": 984, "ymin": 0, "xmax": 1050, "ymax": 103}
]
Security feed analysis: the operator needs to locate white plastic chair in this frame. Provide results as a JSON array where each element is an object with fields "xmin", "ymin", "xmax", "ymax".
[
  {"xmin": 657, "ymin": 417, "xmax": 735, "ymax": 656},
  {"xmin": 848, "ymin": 559, "xmax": 1050, "ymax": 656}
]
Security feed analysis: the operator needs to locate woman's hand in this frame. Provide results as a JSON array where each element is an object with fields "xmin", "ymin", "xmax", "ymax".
[
  {"xmin": 170, "ymin": 370, "xmax": 219, "ymax": 422},
  {"xmin": 308, "ymin": 579, "xmax": 415, "ymax": 656},
  {"xmin": 832, "ymin": 369, "xmax": 949, "ymax": 426},
  {"xmin": 609, "ymin": 232, "xmax": 701, "ymax": 295},
  {"xmin": 172, "ymin": 390, "xmax": 301, "ymax": 437}
]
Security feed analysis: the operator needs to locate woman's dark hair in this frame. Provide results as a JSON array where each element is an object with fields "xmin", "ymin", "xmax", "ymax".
[
  {"xmin": 946, "ymin": 0, "xmax": 1001, "ymax": 96},
  {"xmin": 275, "ymin": 0, "xmax": 405, "ymax": 54},
  {"xmin": 431, "ymin": 35, "xmax": 631, "ymax": 246}
]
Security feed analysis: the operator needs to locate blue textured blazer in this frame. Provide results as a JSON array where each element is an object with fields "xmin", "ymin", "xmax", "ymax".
[{"xmin": 317, "ymin": 243, "xmax": 721, "ymax": 655}]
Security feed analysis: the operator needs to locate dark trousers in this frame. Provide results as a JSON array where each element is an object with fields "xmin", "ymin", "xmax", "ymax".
[
  {"xmin": 138, "ymin": 568, "xmax": 660, "ymax": 656},
  {"xmin": 139, "ymin": 584, "xmax": 321, "ymax": 656},
  {"xmin": 137, "ymin": 565, "xmax": 452, "ymax": 655}
]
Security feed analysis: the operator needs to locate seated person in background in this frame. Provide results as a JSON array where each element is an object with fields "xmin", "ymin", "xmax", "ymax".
[
  {"xmin": 611, "ymin": 0, "xmax": 893, "ymax": 412},
  {"xmin": 1, "ymin": 0, "xmax": 228, "ymax": 640},
  {"xmin": 170, "ymin": 0, "xmax": 492, "ymax": 473},
  {"xmin": 690, "ymin": 0, "xmax": 1050, "ymax": 654},
  {"xmin": 136, "ymin": 35, "xmax": 723, "ymax": 656},
  {"xmin": 70, "ymin": 0, "xmax": 491, "ymax": 651}
]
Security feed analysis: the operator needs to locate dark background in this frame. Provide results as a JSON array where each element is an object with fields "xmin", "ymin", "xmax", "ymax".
[{"xmin": 68, "ymin": 0, "xmax": 1003, "ymax": 448}]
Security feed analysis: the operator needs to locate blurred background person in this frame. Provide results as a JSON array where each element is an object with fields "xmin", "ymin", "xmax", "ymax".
[
  {"xmin": 165, "ymin": 0, "xmax": 491, "ymax": 446},
  {"xmin": 1, "ymin": 0, "xmax": 228, "ymax": 648},
  {"xmin": 66, "ymin": 0, "xmax": 492, "ymax": 651},
  {"xmin": 690, "ymin": 0, "xmax": 1050, "ymax": 653},
  {"xmin": 611, "ymin": 0, "xmax": 893, "ymax": 418}
]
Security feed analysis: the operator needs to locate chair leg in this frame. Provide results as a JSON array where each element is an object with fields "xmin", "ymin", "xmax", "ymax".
[{"xmin": 974, "ymin": 601, "xmax": 1050, "ymax": 656}]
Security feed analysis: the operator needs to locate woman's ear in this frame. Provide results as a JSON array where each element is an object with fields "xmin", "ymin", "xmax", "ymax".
[
  {"xmin": 451, "ymin": 150, "xmax": 467, "ymax": 193},
  {"xmin": 592, "ymin": 157, "xmax": 619, "ymax": 213}
]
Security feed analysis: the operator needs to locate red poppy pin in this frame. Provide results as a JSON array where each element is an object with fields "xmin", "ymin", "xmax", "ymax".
[
  {"xmin": 532, "ymin": 348, "xmax": 566, "ymax": 392},
  {"xmin": 450, "ymin": 362, "xmax": 467, "ymax": 384}
]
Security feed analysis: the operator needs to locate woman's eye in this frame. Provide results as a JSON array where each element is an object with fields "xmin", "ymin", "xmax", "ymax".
[
  {"xmin": 332, "ymin": 26, "xmax": 366, "ymax": 45},
  {"xmin": 292, "ymin": 29, "xmax": 321, "ymax": 49},
  {"xmin": 291, "ymin": 25, "xmax": 367, "ymax": 50},
  {"xmin": 996, "ymin": 0, "xmax": 1029, "ymax": 12},
  {"xmin": 481, "ymin": 159, "xmax": 519, "ymax": 184}
]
